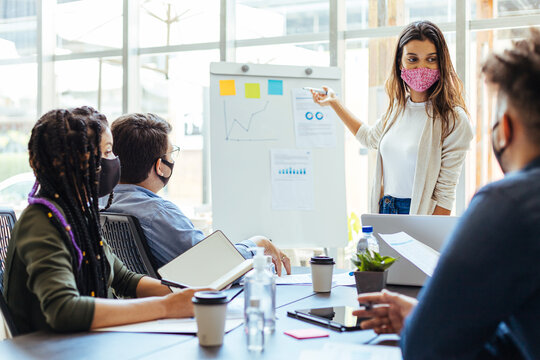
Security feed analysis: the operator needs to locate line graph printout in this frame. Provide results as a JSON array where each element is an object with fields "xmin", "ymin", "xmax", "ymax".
[
  {"xmin": 223, "ymin": 99, "xmax": 277, "ymax": 142},
  {"xmin": 292, "ymin": 88, "xmax": 337, "ymax": 148},
  {"xmin": 270, "ymin": 149, "xmax": 314, "ymax": 211}
]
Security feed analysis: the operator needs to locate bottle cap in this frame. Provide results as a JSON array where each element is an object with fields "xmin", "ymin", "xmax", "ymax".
[
  {"xmin": 253, "ymin": 246, "xmax": 266, "ymax": 270},
  {"xmin": 192, "ymin": 291, "xmax": 228, "ymax": 305},
  {"xmin": 362, "ymin": 226, "xmax": 373, "ymax": 233},
  {"xmin": 310, "ymin": 256, "xmax": 335, "ymax": 265}
]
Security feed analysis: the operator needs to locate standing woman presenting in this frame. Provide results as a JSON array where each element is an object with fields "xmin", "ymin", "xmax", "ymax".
[{"xmin": 312, "ymin": 21, "xmax": 473, "ymax": 215}]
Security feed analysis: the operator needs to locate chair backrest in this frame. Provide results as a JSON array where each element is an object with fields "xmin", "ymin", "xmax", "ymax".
[
  {"xmin": 100, "ymin": 213, "xmax": 159, "ymax": 279},
  {"xmin": 0, "ymin": 207, "xmax": 19, "ymax": 337}
]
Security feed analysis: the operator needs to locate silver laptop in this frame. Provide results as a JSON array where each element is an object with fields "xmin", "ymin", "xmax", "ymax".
[{"xmin": 361, "ymin": 214, "xmax": 459, "ymax": 286}]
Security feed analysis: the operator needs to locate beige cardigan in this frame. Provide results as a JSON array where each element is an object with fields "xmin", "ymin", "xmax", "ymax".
[{"xmin": 355, "ymin": 105, "xmax": 474, "ymax": 215}]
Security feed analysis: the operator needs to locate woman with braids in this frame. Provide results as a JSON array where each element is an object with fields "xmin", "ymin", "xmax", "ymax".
[
  {"xmin": 2, "ymin": 106, "xmax": 205, "ymax": 334},
  {"xmin": 310, "ymin": 21, "xmax": 473, "ymax": 215}
]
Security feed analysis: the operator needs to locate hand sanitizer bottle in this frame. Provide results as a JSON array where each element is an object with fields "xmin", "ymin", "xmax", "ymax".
[
  {"xmin": 245, "ymin": 298, "xmax": 264, "ymax": 352},
  {"xmin": 244, "ymin": 247, "xmax": 276, "ymax": 333}
]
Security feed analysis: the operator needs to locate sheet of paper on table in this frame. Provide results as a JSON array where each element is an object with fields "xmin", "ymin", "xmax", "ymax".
[
  {"xmin": 379, "ymin": 231, "xmax": 440, "ymax": 277},
  {"xmin": 94, "ymin": 315, "xmax": 243, "ymax": 334},
  {"xmin": 275, "ymin": 272, "xmax": 356, "ymax": 286},
  {"xmin": 299, "ymin": 342, "xmax": 402, "ymax": 360}
]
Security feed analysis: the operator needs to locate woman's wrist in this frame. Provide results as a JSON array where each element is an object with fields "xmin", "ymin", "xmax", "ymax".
[
  {"xmin": 328, "ymin": 96, "xmax": 341, "ymax": 108},
  {"xmin": 158, "ymin": 294, "xmax": 172, "ymax": 318}
]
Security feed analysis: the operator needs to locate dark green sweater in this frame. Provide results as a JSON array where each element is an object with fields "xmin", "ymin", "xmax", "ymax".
[{"xmin": 2, "ymin": 202, "xmax": 144, "ymax": 334}]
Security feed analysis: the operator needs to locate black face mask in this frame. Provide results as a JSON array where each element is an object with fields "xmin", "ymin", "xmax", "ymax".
[
  {"xmin": 156, "ymin": 158, "xmax": 174, "ymax": 187},
  {"xmin": 491, "ymin": 120, "xmax": 512, "ymax": 174},
  {"xmin": 98, "ymin": 157, "xmax": 121, "ymax": 197}
]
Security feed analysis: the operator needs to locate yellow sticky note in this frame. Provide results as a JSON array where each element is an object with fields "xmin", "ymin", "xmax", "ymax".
[
  {"xmin": 245, "ymin": 83, "xmax": 260, "ymax": 99},
  {"xmin": 220, "ymin": 80, "xmax": 236, "ymax": 96}
]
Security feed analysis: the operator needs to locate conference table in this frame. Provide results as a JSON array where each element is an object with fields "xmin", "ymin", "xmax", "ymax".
[{"xmin": 0, "ymin": 269, "xmax": 420, "ymax": 360}]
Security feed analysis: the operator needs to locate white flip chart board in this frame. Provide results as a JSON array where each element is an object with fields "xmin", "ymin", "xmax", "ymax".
[{"xmin": 210, "ymin": 62, "xmax": 347, "ymax": 248}]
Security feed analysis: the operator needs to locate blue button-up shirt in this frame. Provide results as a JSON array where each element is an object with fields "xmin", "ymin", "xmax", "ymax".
[{"xmin": 103, "ymin": 184, "xmax": 256, "ymax": 268}]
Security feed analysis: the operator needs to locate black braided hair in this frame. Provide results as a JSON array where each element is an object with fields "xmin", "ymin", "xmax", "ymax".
[
  {"xmin": 101, "ymin": 191, "xmax": 114, "ymax": 212},
  {"xmin": 28, "ymin": 106, "xmax": 111, "ymax": 298}
]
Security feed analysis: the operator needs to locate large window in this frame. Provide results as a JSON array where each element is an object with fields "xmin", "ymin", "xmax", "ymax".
[
  {"xmin": 139, "ymin": 50, "xmax": 219, "ymax": 211},
  {"xmin": 236, "ymin": 0, "xmax": 329, "ymax": 40},
  {"xmin": 472, "ymin": 0, "xmax": 540, "ymax": 19},
  {"xmin": 465, "ymin": 26, "xmax": 540, "ymax": 201},
  {"xmin": 0, "ymin": 0, "xmax": 539, "ymax": 259},
  {"xmin": 54, "ymin": 0, "xmax": 123, "ymax": 55},
  {"xmin": 55, "ymin": 57, "xmax": 123, "ymax": 118},
  {"xmin": 0, "ymin": 0, "xmax": 37, "ymax": 214},
  {"xmin": 139, "ymin": 0, "xmax": 220, "ymax": 47},
  {"xmin": 346, "ymin": 0, "xmax": 456, "ymax": 30}
]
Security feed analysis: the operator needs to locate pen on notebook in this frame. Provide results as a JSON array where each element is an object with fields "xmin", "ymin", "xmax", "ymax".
[{"xmin": 161, "ymin": 278, "xmax": 189, "ymax": 289}]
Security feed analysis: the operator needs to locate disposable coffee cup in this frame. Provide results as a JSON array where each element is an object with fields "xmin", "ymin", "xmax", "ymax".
[
  {"xmin": 310, "ymin": 256, "xmax": 335, "ymax": 293},
  {"xmin": 192, "ymin": 291, "xmax": 229, "ymax": 346}
]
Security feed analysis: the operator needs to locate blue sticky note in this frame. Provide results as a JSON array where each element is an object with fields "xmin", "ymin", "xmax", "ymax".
[{"xmin": 268, "ymin": 79, "xmax": 283, "ymax": 95}]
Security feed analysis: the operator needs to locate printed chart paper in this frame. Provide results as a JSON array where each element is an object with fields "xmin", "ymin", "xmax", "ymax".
[
  {"xmin": 270, "ymin": 149, "xmax": 314, "ymax": 210},
  {"xmin": 292, "ymin": 88, "xmax": 337, "ymax": 148},
  {"xmin": 380, "ymin": 232, "xmax": 440, "ymax": 277}
]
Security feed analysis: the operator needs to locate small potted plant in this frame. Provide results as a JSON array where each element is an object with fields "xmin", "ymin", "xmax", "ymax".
[{"xmin": 351, "ymin": 250, "xmax": 397, "ymax": 294}]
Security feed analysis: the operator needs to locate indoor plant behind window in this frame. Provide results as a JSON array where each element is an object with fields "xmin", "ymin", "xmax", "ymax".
[{"xmin": 351, "ymin": 250, "xmax": 397, "ymax": 294}]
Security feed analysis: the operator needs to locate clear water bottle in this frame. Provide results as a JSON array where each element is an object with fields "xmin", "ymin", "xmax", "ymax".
[
  {"xmin": 245, "ymin": 298, "xmax": 264, "ymax": 352},
  {"xmin": 357, "ymin": 226, "xmax": 379, "ymax": 254},
  {"xmin": 244, "ymin": 247, "xmax": 276, "ymax": 333}
]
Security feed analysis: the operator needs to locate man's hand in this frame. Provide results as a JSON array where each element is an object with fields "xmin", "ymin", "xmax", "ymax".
[
  {"xmin": 249, "ymin": 236, "xmax": 292, "ymax": 276},
  {"xmin": 352, "ymin": 290, "xmax": 418, "ymax": 334}
]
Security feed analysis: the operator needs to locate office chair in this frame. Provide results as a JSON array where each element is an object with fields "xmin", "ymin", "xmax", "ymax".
[
  {"xmin": 100, "ymin": 213, "xmax": 159, "ymax": 278},
  {"xmin": 0, "ymin": 207, "xmax": 19, "ymax": 337}
]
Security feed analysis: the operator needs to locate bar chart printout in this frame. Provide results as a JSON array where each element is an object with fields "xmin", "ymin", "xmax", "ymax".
[{"xmin": 270, "ymin": 149, "xmax": 314, "ymax": 210}]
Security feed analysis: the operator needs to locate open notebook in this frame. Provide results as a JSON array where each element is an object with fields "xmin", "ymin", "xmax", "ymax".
[{"xmin": 158, "ymin": 230, "xmax": 253, "ymax": 290}]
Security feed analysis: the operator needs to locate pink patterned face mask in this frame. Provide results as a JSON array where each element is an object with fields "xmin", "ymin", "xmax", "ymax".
[{"xmin": 400, "ymin": 67, "xmax": 440, "ymax": 92}]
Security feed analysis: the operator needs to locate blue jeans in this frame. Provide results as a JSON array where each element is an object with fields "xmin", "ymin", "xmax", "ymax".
[{"xmin": 379, "ymin": 195, "xmax": 411, "ymax": 214}]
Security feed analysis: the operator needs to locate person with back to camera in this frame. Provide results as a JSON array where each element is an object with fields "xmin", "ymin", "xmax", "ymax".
[
  {"xmin": 311, "ymin": 21, "xmax": 474, "ymax": 215},
  {"xmin": 2, "ymin": 107, "xmax": 208, "ymax": 334},
  {"xmin": 353, "ymin": 29, "xmax": 540, "ymax": 359}
]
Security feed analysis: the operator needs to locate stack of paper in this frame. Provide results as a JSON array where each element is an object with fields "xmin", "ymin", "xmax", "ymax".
[{"xmin": 379, "ymin": 232, "xmax": 440, "ymax": 277}]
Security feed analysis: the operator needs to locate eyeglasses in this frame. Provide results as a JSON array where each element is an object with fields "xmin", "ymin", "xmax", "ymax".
[{"xmin": 166, "ymin": 145, "xmax": 181, "ymax": 161}]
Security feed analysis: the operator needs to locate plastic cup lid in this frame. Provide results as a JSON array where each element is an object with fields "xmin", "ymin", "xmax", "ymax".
[
  {"xmin": 310, "ymin": 256, "xmax": 335, "ymax": 265},
  {"xmin": 192, "ymin": 291, "xmax": 228, "ymax": 305}
]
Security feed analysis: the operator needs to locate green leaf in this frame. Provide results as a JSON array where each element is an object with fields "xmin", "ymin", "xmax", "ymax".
[{"xmin": 352, "ymin": 250, "xmax": 397, "ymax": 272}]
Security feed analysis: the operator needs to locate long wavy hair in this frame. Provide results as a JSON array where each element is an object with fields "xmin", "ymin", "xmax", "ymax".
[{"xmin": 383, "ymin": 21, "xmax": 468, "ymax": 140}]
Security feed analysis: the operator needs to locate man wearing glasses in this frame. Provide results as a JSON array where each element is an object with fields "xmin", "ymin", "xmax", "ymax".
[{"xmin": 103, "ymin": 113, "xmax": 291, "ymax": 275}]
